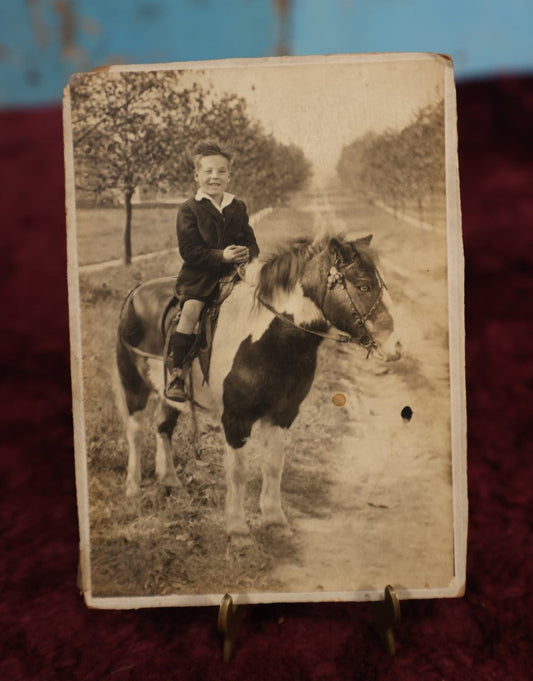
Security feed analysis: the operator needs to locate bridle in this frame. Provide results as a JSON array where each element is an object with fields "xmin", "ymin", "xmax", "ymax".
[
  {"xmin": 324, "ymin": 256, "xmax": 386, "ymax": 353},
  {"xmin": 255, "ymin": 256, "xmax": 386, "ymax": 355}
]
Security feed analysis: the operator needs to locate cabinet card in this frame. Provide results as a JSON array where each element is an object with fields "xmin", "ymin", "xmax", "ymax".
[{"xmin": 64, "ymin": 53, "xmax": 466, "ymax": 608}]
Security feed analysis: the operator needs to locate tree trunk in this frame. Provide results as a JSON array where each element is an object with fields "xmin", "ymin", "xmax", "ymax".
[{"xmin": 123, "ymin": 189, "xmax": 133, "ymax": 265}]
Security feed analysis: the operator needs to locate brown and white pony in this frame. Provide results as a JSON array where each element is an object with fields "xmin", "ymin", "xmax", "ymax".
[{"xmin": 115, "ymin": 235, "xmax": 402, "ymax": 539}]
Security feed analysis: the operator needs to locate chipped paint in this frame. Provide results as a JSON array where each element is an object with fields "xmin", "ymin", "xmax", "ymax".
[
  {"xmin": 25, "ymin": 0, "xmax": 51, "ymax": 49},
  {"xmin": 53, "ymin": 0, "xmax": 78, "ymax": 58},
  {"xmin": 1, "ymin": 0, "xmax": 280, "ymax": 106},
  {"xmin": 274, "ymin": 0, "xmax": 291, "ymax": 56},
  {"xmin": 2, "ymin": 1, "xmax": 532, "ymax": 106}
]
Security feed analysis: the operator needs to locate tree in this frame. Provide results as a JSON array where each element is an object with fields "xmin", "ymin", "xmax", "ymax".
[
  {"xmin": 70, "ymin": 70, "xmax": 205, "ymax": 264},
  {"xmin": 70, "ymin": 72, "xmax": 312, "ymax": 264},
  {"xmin": 167, "ymin": 93, "xmax": 313, "ymax": 211},
  {"xmin": 337, "ymin": 99, "xmax": 445, "ymax": 213}
]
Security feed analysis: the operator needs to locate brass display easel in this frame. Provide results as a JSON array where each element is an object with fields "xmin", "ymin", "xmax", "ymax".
[
  {"xmin": 217, "ymin": 593, "xmax": 245, "ymax": 663},
  {"xmin": 371, "ymin": 585, "xmax": 402, "ymax": 655},
  {"xmin": 218, "ymin": 585, "xmax": 401, "ymax": 663}
]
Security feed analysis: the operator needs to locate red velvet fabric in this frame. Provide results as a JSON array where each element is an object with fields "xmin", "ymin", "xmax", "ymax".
[{"xmin": 1, "ymin": 78, "xmax": 531, "ymax": 680}]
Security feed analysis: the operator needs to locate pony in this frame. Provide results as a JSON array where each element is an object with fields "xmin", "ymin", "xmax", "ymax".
[{"xmin": 115, "ymin": 234, "xmax": 403, "ymax": 540}]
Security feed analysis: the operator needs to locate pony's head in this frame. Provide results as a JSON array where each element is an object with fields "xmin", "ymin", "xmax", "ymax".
[
  {"xmin": 258, "ymin": 234, "xmax": 402, "ymax": 361},
  {"xmin": 313, "ymin": 235, "xmax": 402, "ymax": 360}
]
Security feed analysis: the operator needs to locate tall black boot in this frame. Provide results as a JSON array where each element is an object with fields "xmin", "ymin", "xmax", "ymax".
[{"xmin": 165, "ymin": 332, "xmax": 195, "ymax": 402}]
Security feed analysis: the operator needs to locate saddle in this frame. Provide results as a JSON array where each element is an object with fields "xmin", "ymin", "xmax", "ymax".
[{"xmin": 163, "ymin": 273, "xmax": 239, "ymax": 393}]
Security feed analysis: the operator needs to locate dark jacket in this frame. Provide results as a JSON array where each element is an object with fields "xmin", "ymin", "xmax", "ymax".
[{"xmin": 175, "ymin": 196, "xmax": 260, "ymax": 300}]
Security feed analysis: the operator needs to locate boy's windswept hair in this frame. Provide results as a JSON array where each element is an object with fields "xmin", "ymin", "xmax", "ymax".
[{"xmin": 192, "ymin": 139, "xmax": 233, "ymax": 170}]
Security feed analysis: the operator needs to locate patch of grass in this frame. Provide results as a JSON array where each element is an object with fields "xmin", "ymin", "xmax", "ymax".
[{"xmin": 76, "ymin": 206, "xmax": 179, "ymax": 266}]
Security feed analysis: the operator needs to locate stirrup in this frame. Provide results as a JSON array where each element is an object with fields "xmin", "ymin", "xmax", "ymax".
[{"xmin": 165, "ymin": 373, "xmax": 187, "ymax": 402}]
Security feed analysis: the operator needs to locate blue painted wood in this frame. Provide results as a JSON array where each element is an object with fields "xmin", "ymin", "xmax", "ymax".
[
  {"xmin": 0, "ymin": 0, "xmax": 279, "ymax": 107},
  {"xmin": 1, "ymin": 0, "xmax": 532, "ymax": 107},
  {"xmin": 292, "ymin": 0, "xmax": 533, "ymax": 80}
]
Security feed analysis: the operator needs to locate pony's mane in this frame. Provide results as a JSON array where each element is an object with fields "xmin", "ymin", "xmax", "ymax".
[
  {"xmin": 256, "ymin": 234, "xmax": 332, "ymax": 304},
  {"xmin": 255, "ymin": 233, "xmax": 378, "ymax": 304}
]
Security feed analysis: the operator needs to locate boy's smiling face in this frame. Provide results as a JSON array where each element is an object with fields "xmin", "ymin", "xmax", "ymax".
[{"xmin": 195, "ymin": 154, "xmax": 231, "ymax": 203}]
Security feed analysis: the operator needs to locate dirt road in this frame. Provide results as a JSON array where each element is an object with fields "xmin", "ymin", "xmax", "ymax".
[{"xmin": 252, "ymin": 184, "xmax": 455, "ymax": 597}]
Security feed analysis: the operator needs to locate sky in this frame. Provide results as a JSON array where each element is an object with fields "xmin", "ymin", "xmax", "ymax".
[{"xmin": 118, "ymin": 54, "xmax": 447, "ymax": 184}]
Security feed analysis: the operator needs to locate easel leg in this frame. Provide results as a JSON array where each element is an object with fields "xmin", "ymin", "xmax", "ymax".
[
  {"xmin": 218, "ymin": 594, "xmax": 243, "ymax": 663},
  {"xmin": 372, "ymin": 585, "xmax": 401, "ymax": 655}
]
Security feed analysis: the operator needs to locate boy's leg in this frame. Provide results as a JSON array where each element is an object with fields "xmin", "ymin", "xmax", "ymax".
[
  {"xmin": 166, "ymin": 299, "xmax": 205, "ymax": 401},
  {"xmin": 176, "ymin": 299, "xmax": 205, "ymax": 335}
]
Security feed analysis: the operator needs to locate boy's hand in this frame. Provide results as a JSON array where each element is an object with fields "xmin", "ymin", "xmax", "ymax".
[{"xmin": 223, "ymin": 245, "xmax": 250, "ymax": 264}]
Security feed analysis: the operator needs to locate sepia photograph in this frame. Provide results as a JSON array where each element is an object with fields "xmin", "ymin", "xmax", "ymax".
[{"xmin": 63, "ymin": 53, "xmax": 466, "ymax": 608}]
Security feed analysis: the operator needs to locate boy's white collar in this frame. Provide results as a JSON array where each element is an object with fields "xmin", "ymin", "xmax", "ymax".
[{"xmin": 195, "ymin": 189, "xmax": 235, "ymax": 212}]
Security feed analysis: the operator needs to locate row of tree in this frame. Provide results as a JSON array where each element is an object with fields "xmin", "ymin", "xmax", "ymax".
[
  {"xmin": 337, "ymin": 99, "xmax": 445, "ymax": 213},
  {"xmin": 70, "ymin": 71, "xmax": 311, "ymax": 264}
]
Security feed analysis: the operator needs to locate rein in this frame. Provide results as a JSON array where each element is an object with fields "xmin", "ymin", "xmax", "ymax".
[
  {"xmin": 257, "ymin": 297, "xmax": 353, "ymax": 344},
  {"xmin": 257, "ymin": 258, "xmax": 385, "ymax": 355},
  {"xmin": 122, "ymin": 257, "xmax": 385, "ymax": 361}
]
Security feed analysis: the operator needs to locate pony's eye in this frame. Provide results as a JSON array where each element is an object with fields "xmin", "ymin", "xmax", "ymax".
[{"xmin": 359, "ymin": 285, "xmax": 370, "ymax": 292}]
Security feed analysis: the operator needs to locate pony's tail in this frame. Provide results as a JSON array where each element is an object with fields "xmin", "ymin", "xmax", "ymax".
[{"xmin": 115, "ymin": 289, "xmax": 150, "ymax": 415}]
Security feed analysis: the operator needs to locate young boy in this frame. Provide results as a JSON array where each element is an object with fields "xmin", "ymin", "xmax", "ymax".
[{"xmin": 166, "ymin": 140, "xmax": 260, "ymax": 401}]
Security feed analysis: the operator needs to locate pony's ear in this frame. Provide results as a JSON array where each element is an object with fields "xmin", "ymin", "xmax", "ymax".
[
  {"xmin": 344, "ymin": 234, "xmax": 373, "ymax": 256},
  {"xmin": 355, "ymin": 234, "xmax": 373, "ymax": 248},
  {"xmin": 328, "ymin": 237, "xmax": 350, "ymax": 261},
  {"xmin": 311, "ymin": 230, "xmax": 327, "ymax": 250}
]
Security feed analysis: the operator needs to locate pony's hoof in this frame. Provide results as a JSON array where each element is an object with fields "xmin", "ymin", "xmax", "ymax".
[
  {"xmin": 157, "ymin": 471, "xmax": 182, "ymax": 489},
  {"xmin": 230, "ymin": 532, "xmax": 254, "ymax": 548},
  {"xmin": 262, "ymin": 518, "xmax": 293, "ymax": 540},
  {"xmin": 125, "ymin": 481, "xmax": 141, "ymax": 498},
  {"xmin": 262, "ymin": 509, "xmax": 288, "ymax": 528},
  {"xmin": 227, "ymin": 519, "xmax": 252, "ymax": 546},
  {"xmin": 269, "ymin": 524, "xmax": 293, "ymax": 539}
]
